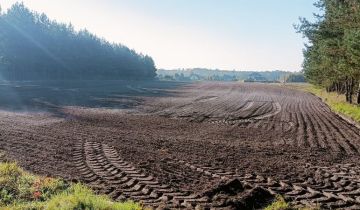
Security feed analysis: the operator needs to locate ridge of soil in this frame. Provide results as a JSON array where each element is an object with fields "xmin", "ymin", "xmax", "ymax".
[{"xmin": 1, "ymin": 82, "xmax": 360, "ymax": 209}]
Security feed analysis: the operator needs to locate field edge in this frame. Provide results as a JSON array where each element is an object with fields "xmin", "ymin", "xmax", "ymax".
[
  {"xmin": 283, "ymin": 83, "xmax": 360, "ymax": 126},
  {"xmin": 0, "ymin": 157, "xmax": 142, "ymax": 210}
]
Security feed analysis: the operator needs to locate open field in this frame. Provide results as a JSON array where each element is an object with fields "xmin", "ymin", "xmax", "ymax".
[
  {"xmin": 0, "ymin": 80, "xmax": 186, "ymax": 112},
  {"xmin": 1, "ymin": 81, "xmax": 360, "ymax": 209}
]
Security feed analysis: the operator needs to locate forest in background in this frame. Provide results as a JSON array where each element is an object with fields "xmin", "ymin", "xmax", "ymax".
[
  {"xmin": 0, "ymin": 3, "xmax": 156, "ymax": 80},
  {"xmin": 0, "ymin": 3, "xmax": 308, "ymax": 83},
  {"xmin": 157, "ymin": 68, "xmax": 305, "ymax": 83},
  {"xmin": 298, "ymin": 0, "xmax": 360, "ymax": 104}
]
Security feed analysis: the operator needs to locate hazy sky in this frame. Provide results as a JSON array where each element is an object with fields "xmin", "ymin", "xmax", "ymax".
[{"xmin": 1, "ymin": 0, "xmax": 318, "ymax": 71}]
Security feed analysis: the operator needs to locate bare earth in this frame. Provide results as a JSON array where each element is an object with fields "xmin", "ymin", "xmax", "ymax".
[{"xmin": 1, "ymin": 82, "xmax": 360, "ymax": 209}]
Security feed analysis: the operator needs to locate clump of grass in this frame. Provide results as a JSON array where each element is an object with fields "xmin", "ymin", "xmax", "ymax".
[
  {"xmin": 0, "ymin": 162, "xmax": 142, "ymax": 210},
  {"xmin": 45, "ymin": 184, "xmax": 141, "ymax": 210},
  {"xmin": 265, "ymin": 195, "xmax": 319, "ymax": 210},
  {"xmin": 0, "ymin": 162, "xmax": 31, "ymax": 205},
  {"xmin": 0, "ymin": 162, "xmax": 69, "ymax": 206},
  {"xmin": 1, "ymin": 201, "xmax": 46, "ymax": 210},
  {"xmin": 265, "ymin": 195, "xmax": 290, "ymax": 210}
]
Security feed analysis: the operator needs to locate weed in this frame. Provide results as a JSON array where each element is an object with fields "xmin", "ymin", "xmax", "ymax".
[{"xmin": 265, "ymin": 195, "xmax": 319, "ymax": 210}]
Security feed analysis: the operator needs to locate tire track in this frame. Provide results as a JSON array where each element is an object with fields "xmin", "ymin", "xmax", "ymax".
[
  {"xmin": 74, "ymin": 141, "xmax": 360, "ymax": 210},
  {"xmin": 168, "ymin": 157, "xmax": 360, "ymax": 209},
  {"xmin": 73, "ymin": 140, "xmax": 238, "ymax": 209}
]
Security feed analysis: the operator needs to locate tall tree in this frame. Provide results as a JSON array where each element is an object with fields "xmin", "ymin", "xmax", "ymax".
[{"xmin": 297, "ymin": 0, "xmax": 360, "ymax": 104}]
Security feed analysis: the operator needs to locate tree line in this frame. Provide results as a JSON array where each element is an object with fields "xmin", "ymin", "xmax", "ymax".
[
  {"xmin": 0, "ymin": 3, "xmax": 156, "ymax": 80},
  {"xmin": 285, "ymin": 73, "xmax": 306, "ymax": 83},
  {"xmin": 157, "ymin": 69, "xmax": 291, "ymax": 82},
  {"xmin": 297, "ymin": 0, "xmax": 360, "ymax": 104}
]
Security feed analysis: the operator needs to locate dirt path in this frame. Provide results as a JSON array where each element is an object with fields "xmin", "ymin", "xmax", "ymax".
[{"xmin": 1, "ymin": 82, "xmax": 360, "ymax": 209}]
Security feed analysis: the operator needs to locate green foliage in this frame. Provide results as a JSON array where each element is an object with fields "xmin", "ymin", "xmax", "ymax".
[
  {"xmin": 0, "ymin": 162, "xmax": 24, "ymax": 205},
  {"xmin": 45, "ymin": 184, "xmax": 141, "ymax": 210},
  {"xmin": 0, "ymin": 162, "xmax": 70, "ymax": 206},
  {"xmin": 265, "ymin": 195, "xmax": 319, "ymax": 210},
  {"xmin": 297, "ymin": 0, "xmax": 360, "ymax": 104},
  {"xmin": 0, "ymin": 162, "xmax": 142, "ymax": 210},
  {"xmin": 285, "ymin": 73, "xmax": 306, "ymax": 83},
  {"xmin": 1, "ymin": 201, "xmax": 46, "ymax": 210},
  {"xmin": 0, "ymin": 3, "xmax": 156, "ymax": 80},
  {"xmin": 265, "ymin": 195, "xmax": 290, "ymax": 210}
]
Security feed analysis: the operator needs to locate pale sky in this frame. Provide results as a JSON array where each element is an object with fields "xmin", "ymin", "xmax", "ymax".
[{"xmin": 1, "ymin": 0, "xmax": 318, "ymax": 71}]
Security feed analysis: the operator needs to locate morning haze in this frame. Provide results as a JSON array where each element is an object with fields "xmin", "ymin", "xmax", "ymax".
[
  {"xmin": 2, "ymin": 0, "xmax": 317, "ymax": 71},
  {"xmin": 2, "ymin": 1, "xmax": 359, "ymax": 210}
]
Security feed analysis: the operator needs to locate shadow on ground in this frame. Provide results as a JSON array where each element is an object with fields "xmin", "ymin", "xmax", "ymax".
[{"xmin": 0, "ymin": 80, "xmax": 187, "ymax": 113}]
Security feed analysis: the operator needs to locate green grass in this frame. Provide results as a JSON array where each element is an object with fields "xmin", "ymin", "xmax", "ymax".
[
  {"xmin": 264, "ymin": 195, "xmax": 290, "ymax": 210},
  {"xmin": 284, "ymin": 83, "xmax": 360, "ymax": 123},
  {"xmin": 265, "ymin": 195, "xmax": 318, "ymax": 210},
  {"xmin": 0, "ymin": 162, "xmax": 142, "ymax": 210}
]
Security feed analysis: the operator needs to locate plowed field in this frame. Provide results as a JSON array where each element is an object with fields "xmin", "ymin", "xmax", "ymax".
[{"xmin": 1, "ymin": 82, "xmax": 360, "ymax": 209}]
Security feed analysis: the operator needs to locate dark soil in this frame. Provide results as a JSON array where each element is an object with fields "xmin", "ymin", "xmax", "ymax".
[{"xmin": 1, "ymin": 82, "xmax": 360, "ymax": 209}]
